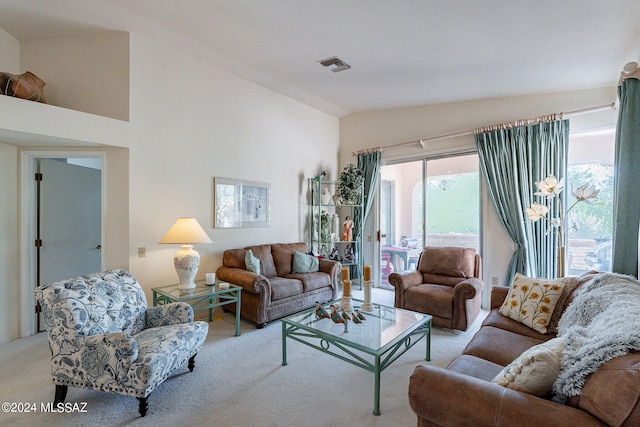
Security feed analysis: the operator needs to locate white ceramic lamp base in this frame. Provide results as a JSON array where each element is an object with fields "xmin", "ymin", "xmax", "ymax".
[{"xmin": 174, "ymin": 244, "xmax": 200, "ymax": 290}]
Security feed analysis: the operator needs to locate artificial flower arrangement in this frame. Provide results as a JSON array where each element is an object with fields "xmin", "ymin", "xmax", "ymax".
[{"xmin": 526, "ymin": 175, "xmax": 600, "ymax": 248}]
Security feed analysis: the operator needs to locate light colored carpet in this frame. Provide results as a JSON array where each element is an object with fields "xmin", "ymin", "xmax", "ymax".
[{"xmin": 0, "ymin": 288, "xmax": 486, "ymax": 427}]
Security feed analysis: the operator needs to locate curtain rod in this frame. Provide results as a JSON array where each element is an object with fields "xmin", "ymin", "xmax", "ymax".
[{"xmin": 353, "ymin": 102, "xmax": 615, "ymax": 156}]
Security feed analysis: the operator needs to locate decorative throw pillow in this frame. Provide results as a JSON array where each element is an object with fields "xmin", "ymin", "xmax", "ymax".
[
  {"xmin": 245, "ymin": 249, "xmax": 261, "ymax": 275},
  {"xmin": 499, "ymin": 273, "xmax": 565, "ymax": 334},
  {"xmin": 292, "ymin": 251, "xmax": 319, "ymax": 273},
  {"xmin": 492, "ymin": 337, "xmax": 565, "ymax": 396}
]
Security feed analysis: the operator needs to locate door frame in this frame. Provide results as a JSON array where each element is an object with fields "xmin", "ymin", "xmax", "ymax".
[{"xmin": 19, "ymin": 150, "xmax": 105, "ymax": 337}]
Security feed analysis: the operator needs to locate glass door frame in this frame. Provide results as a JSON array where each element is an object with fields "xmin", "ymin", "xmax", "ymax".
[{"xmin": 374, "ymin": 150, "xmax": 481, "ymax": 285}]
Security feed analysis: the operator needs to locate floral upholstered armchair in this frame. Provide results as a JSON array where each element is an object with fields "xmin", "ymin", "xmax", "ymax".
[{"xmin": 34, "ymin": 270, "xmax": 209, "ymax": 417}]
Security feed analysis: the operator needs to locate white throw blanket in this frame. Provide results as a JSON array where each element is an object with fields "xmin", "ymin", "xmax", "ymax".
[{"xmin": 553, "ymin": 272, "xmax": 640, "ymax": 399}]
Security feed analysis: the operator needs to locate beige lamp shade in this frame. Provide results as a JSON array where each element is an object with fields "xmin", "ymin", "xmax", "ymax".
[
  {"xmin": 160, "ymin": 218, "xmax": 212, "ymax": 290},
  {"xmin": 159, "ymin": 217, "xmax": 213, "ymax": 244}
]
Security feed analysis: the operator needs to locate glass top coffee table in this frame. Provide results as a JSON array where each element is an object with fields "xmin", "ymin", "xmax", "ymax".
[{"xmin": 281, "ymin": 298, "xmax": 431, "ymax": 415}]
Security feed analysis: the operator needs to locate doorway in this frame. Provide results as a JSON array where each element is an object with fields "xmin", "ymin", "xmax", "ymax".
[
  {"xmin": 37, "ymin": 158, "xmax": 102, "ymax": 285},
  {"xmin": 20, "ymin": 151, "xmax": 104, "ymax": 336}
]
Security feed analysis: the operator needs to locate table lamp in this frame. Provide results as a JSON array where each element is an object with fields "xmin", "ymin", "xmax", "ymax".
[{"xmin": 159, "ymin": 217, "xmax": 212, "ymax": 290}]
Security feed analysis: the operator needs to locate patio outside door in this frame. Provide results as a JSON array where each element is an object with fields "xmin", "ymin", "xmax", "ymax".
[{"xmin": 379, "ymin": 154, "xmax": 479, "ymax": 287}]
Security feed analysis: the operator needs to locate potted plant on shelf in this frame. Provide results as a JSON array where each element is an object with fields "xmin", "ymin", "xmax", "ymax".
[{"xmin": 337, "ymin": 164, "xmax": 364, "ymax": 205}]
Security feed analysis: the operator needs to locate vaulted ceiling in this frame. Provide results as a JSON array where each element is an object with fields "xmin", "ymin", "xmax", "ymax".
[{"xmin": 1, "ymin": 0, "xmax": 639, "ymax": 117}]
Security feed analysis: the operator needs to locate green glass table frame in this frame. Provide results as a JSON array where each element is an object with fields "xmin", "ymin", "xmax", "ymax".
[
  {"xmin": 281, "ymin": 298, "xmax": 431, "ymax": 415},
  {"xmin": 152, "ymin": 281, "xmax": 242, "ymax": 336}
]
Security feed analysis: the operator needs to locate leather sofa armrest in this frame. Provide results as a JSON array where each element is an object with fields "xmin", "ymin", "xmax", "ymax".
[
  {"xmin": 215, "ymin": 266, "xmax": 270, "ymax": 295},
  {"xmin": 409, "ymin": 364, "xmax": 605, "ymax": 427},
  {"xmin": 491, "ymin": 285, "xmax": 511, "ymax": 309},
  {"xmin": 452, "ymin": 277, "xmax": 483, "ymax": 300},
  {"xmin": 318, "ymin": 259, "xmax": 340, "ymax": 283},
  {"xmin": 388, "ymin": 270, "xmax": 423, "ymax": 290},
  {"xmin": 389, "ymin": 271, "xmax": 423, "ymax": 309},
  {"xmin": 318, "ymin": 259, "xmax": 341, "ymax": 299}
]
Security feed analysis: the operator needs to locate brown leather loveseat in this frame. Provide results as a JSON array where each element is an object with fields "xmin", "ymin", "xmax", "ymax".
[
  {"xmin": 215, "ymin": 242, "xmax": 340, "ymax": 328},
  {"xmin": 408, "ymin": 271, "xmax": 640, "ymax": 426}
]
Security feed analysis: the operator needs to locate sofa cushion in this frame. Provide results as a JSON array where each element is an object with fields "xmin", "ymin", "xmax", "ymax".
[
  {"xmin": 446, "ymin": 354, "xmax": 504, "ymax": 382},
  {"xmin": 492, "ymin": 337, "xmax": 565, "ymax": 396},
  {"xmin": 128, "ymin": 321, "xmax": 209, "ymax": 394},
  {"xmin": 246, "ymin": 244, "xmax": 276, "ymax": 278},
  {"xmin": 482, "ymin": 310, "xmax": 554, "ymax": 341},
  {"xmin": 403, "ymin": 284, "xmax": 453, "ymax": 320},
  {"xmin": 269, "ymin": 277, "xmax": 304, "ymax": 301},
  {"xmin": 292, "ymin": 251, "xmax": 319, "ymax": 273},
  {"xmin": 499, "ymin": 273, "xmax": 564, "ymax": 334},
  {"xmin": 568, "ymin": 352, "xmax": 640, "ymax": 427},
  {"xmin": 245, "ymin": 249, "xmax": 261, "ymax": 275},
  {"xmin": 272, "ymin": 242, "xmax": 308, "ymax": 276},
  {"xmin": 285, "ymin": 272, "xmax": 330, "ymax": 292},
  {"xmin": 418, "ymin": 247, "xmax": 476, "ymax": 278},
  {"xmin": 463, "ymin": 325, "xmax": 547, "ymax": 366}
]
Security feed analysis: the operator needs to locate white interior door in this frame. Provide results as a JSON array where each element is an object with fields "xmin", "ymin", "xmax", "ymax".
[{"xmin": 39, "ymin": 158, "xmax": 102, "ymax": 285}]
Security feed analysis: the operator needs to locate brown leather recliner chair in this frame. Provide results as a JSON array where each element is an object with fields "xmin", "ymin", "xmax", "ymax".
[{"xmin": 388, "ymin": 246, "xmax": 483, "ymax": 331}]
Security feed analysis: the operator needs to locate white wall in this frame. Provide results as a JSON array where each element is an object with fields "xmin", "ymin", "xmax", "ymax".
[
  {"xmin": 0, "ymin": 142, "xmax": 18, "ymax": 343},
  {"xmin": 0, "ymin": 28, "xmax": 20, "ymax": 344},
  {"xmin": 20, "ymin": 33, "xmax": 130, "ymax": 121},
  {"xmin": 0, "ymin": 26, "xmax": 19, "ymax": 72},
  {"xmin": 125, "ymin": 34, "xmax": 340, "ymax": 298},
  {"xmin": 340, "ymin": 87, "xmax": 618, "ymax": 304},
  {"xmin": 0, "ymin": 30, "xmax": 339, "ymax": 341}
]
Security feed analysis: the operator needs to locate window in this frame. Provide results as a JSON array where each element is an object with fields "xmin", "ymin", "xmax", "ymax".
[{"xmin": 567, "ymin": 129, "xmax": 614, "ymax": 274}]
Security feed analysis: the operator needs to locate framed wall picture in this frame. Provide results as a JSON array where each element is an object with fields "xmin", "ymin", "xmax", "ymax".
[{"xmin": 214, "ymin": 177, "xmax": 271, "ymax": 228}]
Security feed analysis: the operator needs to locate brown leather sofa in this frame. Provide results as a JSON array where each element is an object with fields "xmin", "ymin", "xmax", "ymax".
[
  {"xmin": 215, "ymin": 242, "xmax": 340, "ymax": 328},
  {"xmin": 389, "ymin": 246, "xmax": 483, "ymax": 331},
  {"xmin": 408, "ymin": 271, "xmax": 640, "ymax": 427}
]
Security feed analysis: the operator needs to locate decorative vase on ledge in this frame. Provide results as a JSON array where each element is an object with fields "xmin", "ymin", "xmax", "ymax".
[{"xmin": 0, "ymin": 71, "xmax": 47, "ymax": 103}]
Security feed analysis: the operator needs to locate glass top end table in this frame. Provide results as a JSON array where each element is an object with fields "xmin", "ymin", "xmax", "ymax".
[{"xmin": 152, "ymin": 281, "xmax": 242, "ymax": 336}]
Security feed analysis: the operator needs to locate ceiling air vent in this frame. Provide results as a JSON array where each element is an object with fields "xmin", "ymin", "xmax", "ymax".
[{"xmin": 318, "ymin": 56, "xmax": 351, "ymax": 72}]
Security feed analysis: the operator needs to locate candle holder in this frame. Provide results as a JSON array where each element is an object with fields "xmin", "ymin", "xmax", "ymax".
[
  {"xmin": 361, "ymin": 280, "xmax": 374, "ymax": 311},
  {"xmin": 340, "ymin": 295, "xmax": 353, "ymax": 315},
  {"xmin": 341, "ymin": 278, "xmax": 353, "ymax": 315}
]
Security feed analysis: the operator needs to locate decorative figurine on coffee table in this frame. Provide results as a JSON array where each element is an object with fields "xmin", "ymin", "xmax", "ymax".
[
  {"xmin": 330, "ymin": 305, "xmax": 346, "ymax": 324},
  {"xmin": 315, "ymin": 302, "xmax": 330, "ymax": 320}
]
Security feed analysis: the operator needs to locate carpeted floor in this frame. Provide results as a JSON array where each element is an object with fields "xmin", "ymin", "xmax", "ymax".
[{"xmin": 0, "ymin": 288, "xmax": 486, "ymax": 427}]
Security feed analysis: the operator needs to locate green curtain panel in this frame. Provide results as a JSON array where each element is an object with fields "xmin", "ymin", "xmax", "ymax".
[
  {"xmin": 352, "ymin": 151, "xmax": 382, "ymax": 275},
  {"xmin": 612, "ymin": 78, "xmax": 640, "ymax": 276},
  {"xmin": 475, "ymin": 120, "xmax": 569, "ymax": 284}
]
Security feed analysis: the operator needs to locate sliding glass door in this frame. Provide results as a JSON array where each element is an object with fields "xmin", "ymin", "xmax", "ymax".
[{"xmin": 379, "ymin": 154, "xmax": 479, "ymax": 287}]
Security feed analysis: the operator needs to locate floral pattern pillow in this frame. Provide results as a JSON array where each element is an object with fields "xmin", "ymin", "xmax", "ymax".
[{"xmin": 499, "ymin": 273, "xmax": 565, "ymax": 334}]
